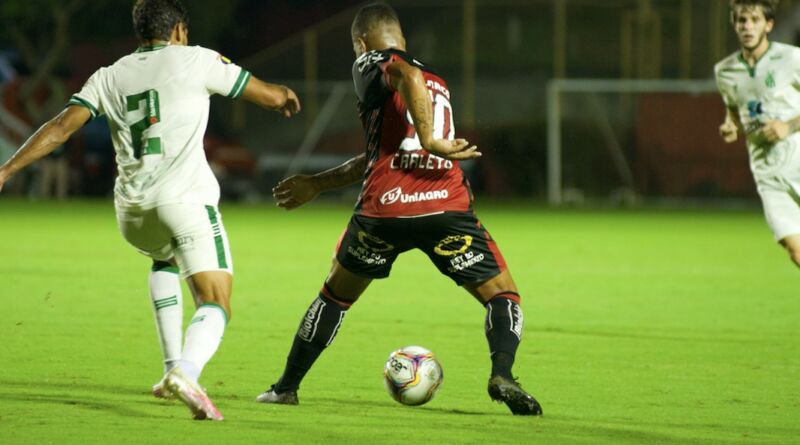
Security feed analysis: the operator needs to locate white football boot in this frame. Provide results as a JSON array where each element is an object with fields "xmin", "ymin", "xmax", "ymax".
[{"xmin": 163, "ymin": 367, "xmax": 223, "ymax": 420}]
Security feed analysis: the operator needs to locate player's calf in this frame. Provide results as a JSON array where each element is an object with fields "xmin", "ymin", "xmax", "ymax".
[
  {"xmin": 265, "ymin": 286, "xmax": 353, "ymax": 396},
  {"xmin": 484, "ymin": 292, "xmax": 523, "ymax": 379},
  {"xmin": 780, "ymin": 234, "xmax": 800, "ymax": 268}
]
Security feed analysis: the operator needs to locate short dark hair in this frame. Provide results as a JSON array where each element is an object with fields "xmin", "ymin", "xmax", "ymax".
[
  {"xmin": 351, "ymin": 2, "xmax": 400, "ymax": 41},
  {"xmin": 729, "ymin": 0, "xmax": 779, "ymax": 23},
  {"xmin": 132, "ymin": 0, "xmax": 189, "ymax": 42}
]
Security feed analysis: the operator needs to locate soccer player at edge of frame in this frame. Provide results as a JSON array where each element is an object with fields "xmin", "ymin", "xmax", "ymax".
[
  {"xmin": 0, "ymin": 0, "xmax": 301, "ymax": 421},
  {"xmin": 258, "ymin": 2, "xmax": 543, "ymax": 416},
  {"xmin": 715, "ymin": 0, "xmax": 800, "ymax": 267}
]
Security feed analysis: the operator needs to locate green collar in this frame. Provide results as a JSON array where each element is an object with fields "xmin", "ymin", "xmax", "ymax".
[
  {"xmin": 738, "ymin": 41, "xmax": 772, "ymax": 78},
  {"xmin": 135, "ymin": 44, "xmax": 168, "ymax": 53}
]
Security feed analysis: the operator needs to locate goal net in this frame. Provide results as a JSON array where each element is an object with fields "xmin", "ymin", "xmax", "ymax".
[{"xmin": 545, "ymin": 79, "xmax": 757, "ymax": 206}]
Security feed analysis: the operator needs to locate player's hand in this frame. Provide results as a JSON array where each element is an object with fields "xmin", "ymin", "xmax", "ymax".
[
  {"xmin": 719, "ymin": 120, "xmax": 739, "ymax": 143},
  {"xmin": 272, "ymin": 174, "xmax": 319, "ymax": 210},
  {"xmin": 425, "ymin": 138, "xmax": 482, "ymax": 161},
  {"xmin": 761, "ymin": 119, "xmax": 790, "ymax": 144},
  {"xmin": 279, "ymin": 88, "xmax": 301, "ymax": 118}
]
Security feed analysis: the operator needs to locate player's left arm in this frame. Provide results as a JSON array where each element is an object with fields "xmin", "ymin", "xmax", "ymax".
[
  {"xmin": 0, "ymin": 106, "xmax": 90, "ymax": 192},
  {"xmin": 761, "ymin": 115, "xmax": 800, "ymax": 143},
  {"xmin": 384, "ymin": 58, "xmax": 481, "ymax": 161},
  {"xmin": 241, "ymin": 76, "xmax": 301, "ymax": 118},
  {"xmin": 763, "ymin": 52, "xmax": 800, "ymax": 143}
]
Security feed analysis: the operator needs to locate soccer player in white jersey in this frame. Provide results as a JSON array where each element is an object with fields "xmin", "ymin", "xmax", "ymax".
[
  {"xmin": 0, "ymin": 0, "xmax": 300, "ymax": 420},
  {"xmin": 715, "ymin": 0, "xmax": 800, "ymax": 268}
]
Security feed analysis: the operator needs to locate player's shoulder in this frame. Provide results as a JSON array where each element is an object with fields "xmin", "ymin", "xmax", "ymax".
[
  {"xmin": 769, "ymin": 41, "xmax": 800, "ymax": 63},
  {"xmin": 714, "ymin": 51, "xmax": 741, "ymax": 75},
  {"xmin": 354, "ymin": 50, "xmax": 392, "ymax": 75},
  {"xmin": 354, "ymin": 49, "xmax": 432, "ymax": 74}
]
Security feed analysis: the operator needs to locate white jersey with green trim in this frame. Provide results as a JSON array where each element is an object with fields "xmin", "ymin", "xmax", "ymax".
[
  {"xmin": 68, "ymin": 44, "xmax": 251, "ymax": 210},
  {"xmin": 715, "ymin": 42, "xmax": 800, "ymax": 179}
]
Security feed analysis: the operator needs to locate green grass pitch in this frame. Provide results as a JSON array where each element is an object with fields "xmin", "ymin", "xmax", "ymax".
[{"xmin": 1, "ymin": 199, "xmax": 798, "ymax": 444}]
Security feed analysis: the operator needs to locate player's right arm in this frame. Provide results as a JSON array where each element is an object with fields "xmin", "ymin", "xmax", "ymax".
[
  {"xmin": 272, "ymin": 154, "xmax": 366, "ymax": 210},
  {"xmin": 0, "ymin": 106, "xmax": 90, "ymax": 192},
  {"xmin": 384, "ymin": 59, "xmax": 481, "ymax": 161},
  {"xmin": 241, "ymin": 76, "xmax": 301, "ymax": 117},
  {"xmin": 719, "ymin": 107, "xmax": 742, "ymax": 144}
]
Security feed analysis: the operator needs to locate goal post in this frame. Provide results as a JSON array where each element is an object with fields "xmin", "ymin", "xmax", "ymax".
[{"xmin": 546, "ymin": 79, "xmax": 723, "ymax": 205}]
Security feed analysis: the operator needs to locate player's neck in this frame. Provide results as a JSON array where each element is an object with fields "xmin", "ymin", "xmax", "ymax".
[
  {"xmin": 370, "ymin": 32, "xmax": 406, "ymax": 52},
  {"xmin": 140, "ymin": 39, "xmax": 171, "ymax": 49},
  {"xmin": 740, "ymin": 39, "xmax": 770, "ymax": 67}
]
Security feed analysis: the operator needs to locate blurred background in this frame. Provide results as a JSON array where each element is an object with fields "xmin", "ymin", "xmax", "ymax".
[{"xmin": 1, "ymin": 0, "xmax": 799, "ymax": 205}]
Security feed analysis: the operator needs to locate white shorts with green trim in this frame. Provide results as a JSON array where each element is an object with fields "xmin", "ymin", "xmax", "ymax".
[
  {"xmin": 756, "ymin": 175, "xmax": 800, "ymax": 241},
  {"xmin": 116, "ymin": 203, "xmax": 233, "ymax": 278}
]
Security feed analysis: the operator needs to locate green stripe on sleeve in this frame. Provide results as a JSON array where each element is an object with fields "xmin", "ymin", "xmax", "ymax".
[
  {"xmin": 227, "ymin": 70, "xmax": 252, "ymax": 99},
  {"xmin": 67, "ymin": 96, "xmax": 99, "ymax": 119}
]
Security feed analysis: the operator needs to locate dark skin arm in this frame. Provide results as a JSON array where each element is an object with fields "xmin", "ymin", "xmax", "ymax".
[
  {"xmin": 385, "ymin": 57, "xmax": 480, "ymax": 160},
  {"xmin": 0, "ymin": 106, "xmax": 91, "ymax": 191},
  {"xmin": 273, "ymin": 154, "xmax": 366, "ymax": 210}
]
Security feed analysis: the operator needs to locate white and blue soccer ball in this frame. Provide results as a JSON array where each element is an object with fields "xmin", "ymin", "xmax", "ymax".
[{"xmin": 383, "ymin": 345, "xmax": 443, "ymax": 406}]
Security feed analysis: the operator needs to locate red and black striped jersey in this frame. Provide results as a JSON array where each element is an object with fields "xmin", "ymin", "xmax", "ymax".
[{"xmin": 351, "ymin": 48, "xmax": 472, "ymax": 218}]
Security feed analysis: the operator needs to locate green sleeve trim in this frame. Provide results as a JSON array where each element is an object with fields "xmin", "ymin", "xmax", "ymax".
[
  {"xmin": 67, "ymin": 96, "xmax": 99, "ymax": 119},
  {"xmin": 227, "ymin": 69, "xmax": 251, "ymax": 99},
  {"xmin": 200, "ymin": 303, "xmax": 229, "ymax": 325}
]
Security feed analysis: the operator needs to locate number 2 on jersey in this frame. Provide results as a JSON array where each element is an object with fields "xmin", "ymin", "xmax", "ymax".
[{"xmin": 126, "ymin": 90, "xmax": 162, "ymax": 159}]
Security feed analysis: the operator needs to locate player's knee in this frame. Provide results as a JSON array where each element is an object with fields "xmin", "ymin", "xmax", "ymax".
[
  {"xmin": 321, "ymin": 283, "xmax": 356, "ymax": 309},
  {"xmin": 487, "ymin": 291, "xmax": 521, "ymax": 304}
]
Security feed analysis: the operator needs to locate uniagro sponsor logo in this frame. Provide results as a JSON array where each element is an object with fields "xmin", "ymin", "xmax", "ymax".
[
  {"xmin": 380, "ymin": 187, "xmax": 449, "ymax": 205},
  {"xmin": 380, "ymin": 186, "xmax": 403, "ymax": 205}
]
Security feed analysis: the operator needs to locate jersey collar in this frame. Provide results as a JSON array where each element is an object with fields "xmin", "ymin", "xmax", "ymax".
[
  {"xmin": 737, "ymin": 41, "xmax": 772, "ymax": 78},
  {"xmin": 135, "ymin": 44, "xmax": 169, "ymax": 53}
]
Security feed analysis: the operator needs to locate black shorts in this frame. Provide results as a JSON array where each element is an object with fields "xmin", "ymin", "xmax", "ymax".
[{"xmin": 335, "ymin": 211, "xmax": 508, "ymax": 286}]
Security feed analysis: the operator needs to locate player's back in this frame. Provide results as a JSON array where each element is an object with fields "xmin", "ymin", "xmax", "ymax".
[
  {"xmin": 71, "ymin": 44, "xmax": 250, "ymax": 210},
  {"xmin": 351, "ymin": 49, "xmax": 471, "ymax": 218}
]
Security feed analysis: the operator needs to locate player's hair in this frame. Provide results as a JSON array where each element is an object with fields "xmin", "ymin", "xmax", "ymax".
[
  {"xmin": 132, "ymin": 0, "xmax": 189, "ymax": 42},
  {"xmin": 729, "ymin": 0, "xmax": 778, "ymax": 24},
  {"xmin": 351, "ymin": 2, "xmax": 401, "ymax": 40}
]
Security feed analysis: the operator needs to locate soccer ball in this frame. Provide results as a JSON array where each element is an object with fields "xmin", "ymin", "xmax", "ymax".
[{"xmin": 383, "ymin": 345, "xmax": 443, "ymax": 406}]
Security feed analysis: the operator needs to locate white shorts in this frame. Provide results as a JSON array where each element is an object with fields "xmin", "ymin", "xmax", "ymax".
[
  {"xmin": 756, "ymin": 175, "xmax": 800, "ymax": 241},
  {"xmin": 116, "ymin": 203, "xmax": 233, "ymax": 278}
]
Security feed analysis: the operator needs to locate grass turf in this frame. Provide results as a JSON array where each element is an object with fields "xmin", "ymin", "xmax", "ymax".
[{"xmin": 0, "ymin": 199, "xmax": 798, "ymax": 444}]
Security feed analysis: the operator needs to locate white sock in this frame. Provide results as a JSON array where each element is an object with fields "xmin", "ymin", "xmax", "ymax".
[
  {"xmin": 178, "ymin": 304, "xmax": 227, "ymax": 382},
  {"xmin": 149, "ymin": 264, "xmax": 183, "ymax": 373}
]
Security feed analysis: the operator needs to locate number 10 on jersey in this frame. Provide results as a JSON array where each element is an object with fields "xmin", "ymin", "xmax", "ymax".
[
  {"xmin": 126, "ymin": 89, "xmax": 162, "ymax": 159},
  {"xmin": 401, "ymin": 92, "xmax": 454, "ymax": 151}
]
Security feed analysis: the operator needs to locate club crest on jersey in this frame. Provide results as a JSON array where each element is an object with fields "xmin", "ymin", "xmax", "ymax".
[{"xmin": 765, "ymin": 71, "xmax": 775, "ymax": 88}]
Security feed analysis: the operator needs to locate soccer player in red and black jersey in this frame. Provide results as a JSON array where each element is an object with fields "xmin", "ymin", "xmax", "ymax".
[{"xmin": 257, "ymin": 2, "xmax": 542, "ymax": 416}]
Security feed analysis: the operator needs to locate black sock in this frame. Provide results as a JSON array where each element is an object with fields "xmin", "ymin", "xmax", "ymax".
[
  {"xmin": 485, "ymin": 293, "xmax": 523, "ymax": 379},
  {"xmin": 274, "ymin": 291, "xmax": 349, "ymax": 392}
]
